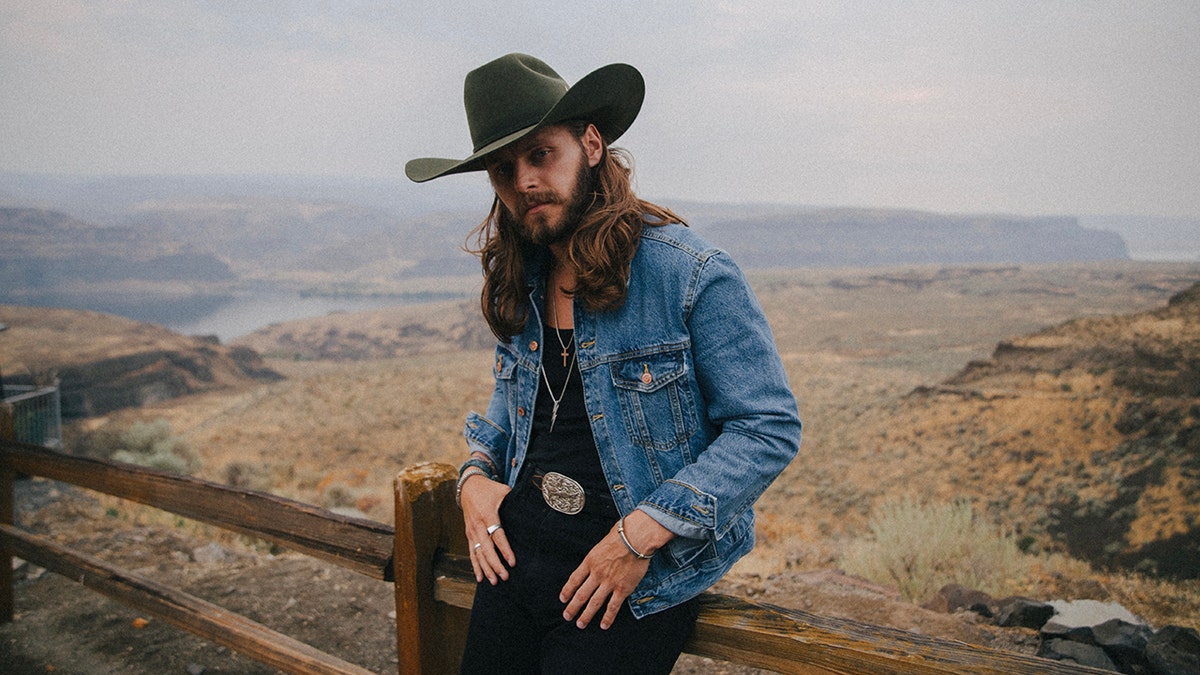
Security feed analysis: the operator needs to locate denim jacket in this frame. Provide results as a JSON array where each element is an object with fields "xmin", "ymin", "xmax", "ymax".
[{"xmin": 463, "ymin": 222, "xmax": 802, "ymax": 617}]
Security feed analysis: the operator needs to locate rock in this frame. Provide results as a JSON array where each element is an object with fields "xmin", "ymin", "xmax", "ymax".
[
  {"xmin": 995, "ymin": 597, "xmax": 1055, "ymax": 630},
  {"xmin": 1045, "ymin": 599, "xmax": 1144, "ymax": 632},
  {"xmin": 191, "ymin": 542, "xmax": 231, "ymax": 564},
  {"xmin": 1146, "ymin": 625, "xmax": 1200, "ymax": 675},
  {"xmin": 1038, "ymin": 638, "xmax": 1119, "ymax": 671},
  {"xmin": 922, "ymin": 583, "xmax": 995, "ymax": 617},
  {"xmin": 1092, "ymin": 619, "xmax": 1153, "ymax": 674}
]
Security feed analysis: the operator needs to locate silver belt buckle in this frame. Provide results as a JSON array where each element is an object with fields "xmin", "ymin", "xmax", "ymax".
[{"xmin": 541, "ymin": 471, "xmax": 585, "ymax": 515}]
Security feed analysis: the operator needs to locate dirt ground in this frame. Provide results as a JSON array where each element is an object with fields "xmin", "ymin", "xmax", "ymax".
[{"xmin": 0, "ymin": 478, "xmax": 1040, "ymax": 675}]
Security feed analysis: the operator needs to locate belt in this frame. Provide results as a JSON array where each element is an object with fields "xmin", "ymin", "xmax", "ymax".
[{"xmin": 521, "ymin": 469, "xmax": 619, "ymax": 520}]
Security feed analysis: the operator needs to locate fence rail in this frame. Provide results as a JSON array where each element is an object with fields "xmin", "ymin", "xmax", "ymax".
[{"xmin": 1, "ymin": 434, "xmax": 1107, "ymax": 674}]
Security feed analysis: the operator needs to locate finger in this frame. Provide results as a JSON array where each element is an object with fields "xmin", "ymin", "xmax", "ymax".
[
  {"xmin": 478, "ymin": 541, "xmax": 509, "ymax": 583},
  {"xmin": 599, "ymin": 594, "xmax": 624, "ymax": 631},
  {"xmin": 469, "ymin": 544, "xmax": 483, "ymax": 583},
  {"xmin": 562, "ymin": 575, "xmax": 599, "ymax": 622},
  {"xmin": 490, "ymin": 528, "xmax": 516, "ymax": 567},
  {"xmin": 575, "ymin": 584, "xmax": 611, "ymax": 630},
  {"xmin": 559, "ymin": 563, "xmax": 591, "ymax": 606}
]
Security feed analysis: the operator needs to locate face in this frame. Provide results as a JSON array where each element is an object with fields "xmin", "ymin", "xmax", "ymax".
[{"xmin": 485, "ymin": 124, "xmax": 604, "ymax": 246}]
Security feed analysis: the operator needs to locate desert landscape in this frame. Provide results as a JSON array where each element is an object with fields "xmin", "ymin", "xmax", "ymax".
[{"xmin": 2, "ymin": 259, "xmax": 1198, "ymax": 673}]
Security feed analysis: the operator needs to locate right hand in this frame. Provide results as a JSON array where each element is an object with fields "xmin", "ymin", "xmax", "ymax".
[{"xmin": 460, "ymin": 473, "xmax": 515, "ymax": 584}]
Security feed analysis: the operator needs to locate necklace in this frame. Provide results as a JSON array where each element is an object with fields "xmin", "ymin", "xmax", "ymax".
[
  {"xmin": 542, "ymin": 290, "xmax": 575, "ymax": 432},
  {"xmin": 551, "ymin": 289, "xmax": 572, "ymax": 367}
]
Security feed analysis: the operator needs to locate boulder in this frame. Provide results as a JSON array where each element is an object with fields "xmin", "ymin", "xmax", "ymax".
[
  {"xmin": 1146, "ymin": 625, "xmax": 1200, "ymax": 675},
  {"xmin": 995, "ymin": 597, "xmax": 1056, "ymax": 630}
]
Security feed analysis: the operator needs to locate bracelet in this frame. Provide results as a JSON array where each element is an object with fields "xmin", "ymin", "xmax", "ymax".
[
  {"xmin": 459, "ymin": 456, "xmax": 497, "ymax": 480},
  {"xmin": 617, "ymin": 517, "xmax": 653, "ymax": 560},
  {"xmin": 455, "ymin": 467, "xmax": 489, "ymax": 507}
]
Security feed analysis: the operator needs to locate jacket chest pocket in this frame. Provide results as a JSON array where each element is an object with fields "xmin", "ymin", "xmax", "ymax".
[{"xmin": 610, "ymin": 348, "xmax": 698, "ymax": 451}]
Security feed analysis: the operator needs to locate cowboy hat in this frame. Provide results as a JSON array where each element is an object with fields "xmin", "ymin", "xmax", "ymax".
[{"xmin": 405, "ymin": 53, "xmax": 644, "ymax": 183}]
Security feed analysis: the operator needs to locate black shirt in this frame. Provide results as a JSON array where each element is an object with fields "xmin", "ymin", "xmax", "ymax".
[{"xmin": 522, "ymin": 321, "xmax": 607, "ymax": 496}]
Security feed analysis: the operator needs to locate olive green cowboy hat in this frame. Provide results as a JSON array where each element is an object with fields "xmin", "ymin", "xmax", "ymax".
[{"xmin": 405, "ymin": 53, "xmax": 645, "ymax": 183}]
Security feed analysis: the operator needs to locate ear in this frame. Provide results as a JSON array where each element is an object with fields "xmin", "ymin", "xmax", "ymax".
[{"xmin": 582, "ymin": 124, "xmax": 604, "ymax": 168}]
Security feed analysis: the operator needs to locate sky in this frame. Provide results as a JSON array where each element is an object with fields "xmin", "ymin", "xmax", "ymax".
[{"xmin": 2, "ymin": 1, "xmax": 1198, "ymax": 218}]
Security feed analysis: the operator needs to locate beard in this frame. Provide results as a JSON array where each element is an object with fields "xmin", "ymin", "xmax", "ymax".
[{"xmin": 507, "ymin": 154, "xmax": 596, "ymax": 247}]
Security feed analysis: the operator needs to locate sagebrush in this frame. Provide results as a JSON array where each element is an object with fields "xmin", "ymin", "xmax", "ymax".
[{"xmin": 840, "ymin": 497, "xmax": 1025, "ymax": 602}]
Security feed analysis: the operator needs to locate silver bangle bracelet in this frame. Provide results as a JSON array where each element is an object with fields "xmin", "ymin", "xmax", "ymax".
[
  {"xmin": 455, "ymin": 467, "xmax": 489, "ymax": 507},
  {"xmin": 618, "ymin": 517, "xmax": 653, "ymax": 560}
]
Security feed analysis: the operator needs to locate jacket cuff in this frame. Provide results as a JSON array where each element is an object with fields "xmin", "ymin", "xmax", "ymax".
[
  {"xmin": 638, "ymin": 479, "xmax": 718, "ymax": 540},
  {"xmin": 463, "ymin": 411, "xmax": 506, "ymax": 466}
]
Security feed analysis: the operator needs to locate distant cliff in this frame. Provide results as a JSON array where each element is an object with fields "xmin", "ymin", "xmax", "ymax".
[
  {"xmin": 0, "ymin": 207, "xmax": 235, "ymax": 289},
  {"xmin": 691, "ymin": 207, "xmax": 1129, "ymax": 267}
]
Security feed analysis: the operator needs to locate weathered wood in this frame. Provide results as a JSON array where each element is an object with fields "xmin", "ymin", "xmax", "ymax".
[
  {"xmin": 394, "ymin": 462, "xmax": 469, "ymax": 675},
  {"xmin": 431, "ymin": 555, "xmax": 1109, "ymax": 675},
  {"xmin": 0, "ymin": 524, "xmax": 374, "ymax": 675},
  {"xmin": 0, "ymin": 441, "xmax": 394, "ymax": 580}
]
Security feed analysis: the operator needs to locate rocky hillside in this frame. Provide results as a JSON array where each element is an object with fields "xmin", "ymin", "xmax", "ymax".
[
  {"xmin": 893, "ymin": 283, "xmax": 1199, "ymax": 577},
  {"xmin": 0, "ymin": 305, "xmax": 281, "ymax": 417},
  {"xmin": 229, "ymin": 299, "xmax": 494, "ymax": 360}
]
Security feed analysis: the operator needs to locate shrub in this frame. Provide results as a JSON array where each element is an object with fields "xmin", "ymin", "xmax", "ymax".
[
  {"xmin": 840, "ymin": 497, "xmax": 1024, "ymax": 602},
  {"xmin": 89, "ymin": 419, "xmax": 200, "ymax": 475}
]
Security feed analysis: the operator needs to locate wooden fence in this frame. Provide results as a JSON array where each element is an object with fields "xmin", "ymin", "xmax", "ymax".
[{"xmin": 0, "ymin": 435, "xmax": 1107, "ymax": 674}]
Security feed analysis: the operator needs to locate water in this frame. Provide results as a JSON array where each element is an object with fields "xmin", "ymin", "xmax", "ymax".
[
  {"xmin": 162, "ymin": 292, "xmax": 455, "ymax": 342},
  {"xmin": 0, "ymin": 289, "xmax": 432, "ymax": 343}
]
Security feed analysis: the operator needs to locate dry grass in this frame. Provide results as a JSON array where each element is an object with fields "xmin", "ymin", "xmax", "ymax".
[{"xmin": 58, "ymin": 260, "xmax": 1200, "ymax": 628}]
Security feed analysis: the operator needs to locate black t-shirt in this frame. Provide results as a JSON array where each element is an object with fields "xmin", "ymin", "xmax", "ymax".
[{"xmin": 522, "ymin": 321, "xmax": 607, "ymax": 496}]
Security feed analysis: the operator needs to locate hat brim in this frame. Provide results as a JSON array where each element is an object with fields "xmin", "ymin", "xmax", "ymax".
[{"xmin": 405, "ymin": 63, "xmax": 644, "ymax": 183}]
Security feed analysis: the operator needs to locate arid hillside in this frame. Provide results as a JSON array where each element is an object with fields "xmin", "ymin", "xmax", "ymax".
[
  {"xmin": 0, "ymin": 304, "xmax": 280, "ymax": 416},
  {"xmin": 4, "ymin": 261, "xmax": 1200, "ymax": 673},
  {"xmin": 753, "ymin": 276, "xmax": 1200, "ymax": 582}
]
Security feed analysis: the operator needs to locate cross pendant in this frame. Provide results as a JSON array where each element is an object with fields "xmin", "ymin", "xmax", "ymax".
[{"xmin": 561, "ymin": 347, "xmax": 570, "ymax": 367}]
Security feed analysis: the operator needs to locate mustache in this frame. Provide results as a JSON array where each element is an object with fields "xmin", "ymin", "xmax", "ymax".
[{"xmin": 519, "ymin": 190, "xmax": 564, "ymax": 216}]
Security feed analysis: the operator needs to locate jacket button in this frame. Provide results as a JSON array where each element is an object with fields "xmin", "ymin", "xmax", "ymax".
[
  {"xmin": 511, "ymin": 458, "xmax": 518, "ymax": 468},
  {"xmin": 518, "ymin": 407, "xmax": 527, "ymax": 417},
  {"xmin": 529, "ymin": 340, "xmax": 539, "ymax": 352}
]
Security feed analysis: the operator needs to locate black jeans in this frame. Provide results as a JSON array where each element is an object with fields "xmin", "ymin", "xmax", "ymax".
[{"xmin": 459, "ymin": 487, "xmax": 698, "ymax": 674}]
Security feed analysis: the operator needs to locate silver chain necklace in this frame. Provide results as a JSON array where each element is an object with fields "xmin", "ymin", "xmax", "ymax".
[{"xmin": 541, "ymin": 292, "xmax": 575, "ymax": 432}]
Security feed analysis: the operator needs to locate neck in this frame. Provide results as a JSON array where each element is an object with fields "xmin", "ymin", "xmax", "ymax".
[{"xmin": 546, "ymin": 248, "xmax": 575, "ymax": 330}]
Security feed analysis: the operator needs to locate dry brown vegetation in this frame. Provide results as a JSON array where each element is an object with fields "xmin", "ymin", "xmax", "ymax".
[{"xmin": 4, "ymin": 260, "xmax": 1200, "ymax": 672}]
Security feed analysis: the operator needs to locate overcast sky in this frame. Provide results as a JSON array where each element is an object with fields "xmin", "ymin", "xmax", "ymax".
[{"xmin": 2, "ymin": 1, "xmax": 1197, "ymax": 218}]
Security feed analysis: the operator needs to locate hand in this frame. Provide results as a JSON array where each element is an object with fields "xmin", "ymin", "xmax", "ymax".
[
  {"xmin": 559, "ymin": 510, "xmax": 673, "ymax": 630},
  {"xmin": 459, "ymin": 473, "xmax": 515, "ymax": 584}
]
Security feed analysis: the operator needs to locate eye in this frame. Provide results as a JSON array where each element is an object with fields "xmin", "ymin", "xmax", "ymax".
[
  {"xmin": 489, "ymin": 162, "xmax": 514, "ymax": 180},
  {"xmin": 530, "ymin": 148, "xmax": 551, "ymax": 164}
]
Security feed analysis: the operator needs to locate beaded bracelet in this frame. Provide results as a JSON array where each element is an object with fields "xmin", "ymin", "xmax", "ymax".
[{"xmin": 617, "ymin": 517, "xmax": 653, "ymax": 560}]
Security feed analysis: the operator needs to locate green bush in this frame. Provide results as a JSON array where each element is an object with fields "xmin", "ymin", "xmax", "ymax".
[
  {"xmin": 90, "ymin": 419, "xmax": 200, "ymax": 475},
  {"xmin": 840, "ymin": 497, "xmax": 1024, "ymax": 602}
]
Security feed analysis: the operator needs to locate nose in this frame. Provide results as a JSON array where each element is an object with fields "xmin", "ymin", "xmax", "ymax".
[{"xmin": 513, "ymin": 158, "xmax": 538, "ymax": 194}]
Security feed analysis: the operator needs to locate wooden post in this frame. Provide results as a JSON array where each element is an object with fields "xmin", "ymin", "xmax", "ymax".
[
  {"xmin": 394, "ymin": 462, "xmax": 469, "ymax": 674},
  {"xmin": 1, "ymin": 403, "xmax": 16, "ymax": 623}
]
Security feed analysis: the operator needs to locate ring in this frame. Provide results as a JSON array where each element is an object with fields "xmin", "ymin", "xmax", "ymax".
[
  {"xmin": 486, "ymin": 524, "xmax": 502, "ymax": 535},
  {"xmin": 473, "ymin": 542, "xmax": 482, "ymax": 550}
]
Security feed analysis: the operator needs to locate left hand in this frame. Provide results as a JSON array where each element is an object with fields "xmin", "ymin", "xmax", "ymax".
[{"xmin": 559, "ymin": 510, "xmax": 673, "ymax": 630}]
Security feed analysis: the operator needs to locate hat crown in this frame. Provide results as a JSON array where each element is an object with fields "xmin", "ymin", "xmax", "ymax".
[{"xmin": 465, "ymin": 54, "xmax": 569, "ymax": 153}]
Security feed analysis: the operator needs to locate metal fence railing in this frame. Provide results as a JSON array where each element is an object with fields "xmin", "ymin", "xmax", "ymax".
[{"xmin": 1, "ymin": 384, "xmax": 62, "ymax": 449}]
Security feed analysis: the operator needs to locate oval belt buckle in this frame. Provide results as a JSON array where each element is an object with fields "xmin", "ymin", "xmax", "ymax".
[{"xmin": 541, "ymin": 471, "xmax": 585, "ymax": 515}]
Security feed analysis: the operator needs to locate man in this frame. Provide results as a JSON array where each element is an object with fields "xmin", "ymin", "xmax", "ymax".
[{"xmin": 406, "ymin": 53, "xmax": 801, "ymax": 674}]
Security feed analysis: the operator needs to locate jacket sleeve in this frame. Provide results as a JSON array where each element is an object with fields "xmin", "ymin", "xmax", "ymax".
[
  {"xmin": 638, "ymin": 250, "xmax": 802, "ymax": 540},
  {"xmin": 462, "ymin": 344, "xmax": 514, "ymax": 476}
]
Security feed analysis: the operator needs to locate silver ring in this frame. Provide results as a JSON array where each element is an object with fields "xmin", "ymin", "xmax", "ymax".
[
  {"xmin": 473, "ymin": 542, "xmax": 482, "ymax": 550},
  {"xmin": 486, "ymin": 524, "xmax": 502, "ymax": 536}
]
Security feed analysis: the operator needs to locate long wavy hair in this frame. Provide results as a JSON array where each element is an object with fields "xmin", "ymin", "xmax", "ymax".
[{"xmin": 467, "ymin": 123, "xmax": 686, "ymax": 340}]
